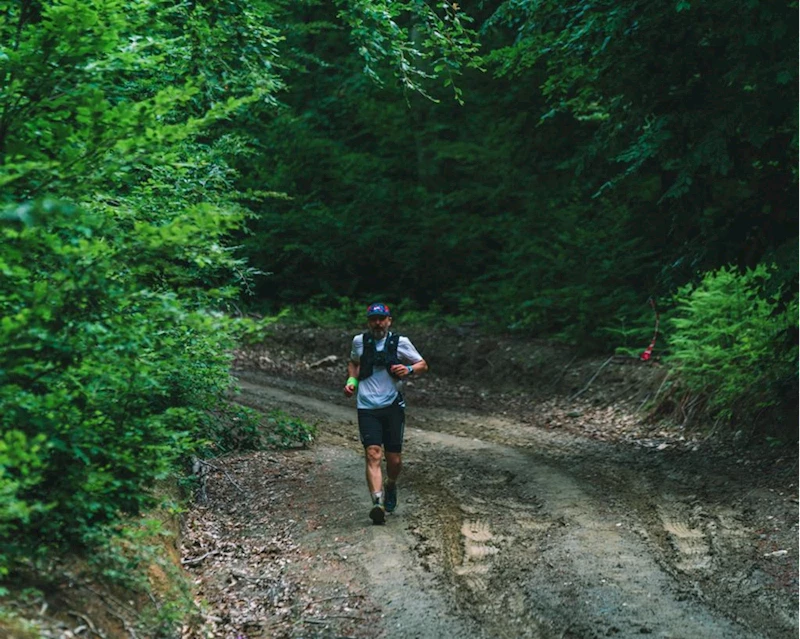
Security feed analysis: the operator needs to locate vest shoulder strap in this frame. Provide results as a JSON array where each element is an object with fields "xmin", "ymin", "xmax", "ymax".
[
  {"xmin": 362, "ymin": 332, "xmax": 373, "ymax": 351},
  {"xmin": 386, "ymin": 332, "xmax": 400, "ymax": 355}
]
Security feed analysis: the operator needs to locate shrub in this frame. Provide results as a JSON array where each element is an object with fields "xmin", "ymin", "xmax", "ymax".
[
  {"xmin": 666, "ymin": 264, "xmax": 798, "ymax": 428},
  {"xmin": 86, "ymin": 517, "xmax": 198, "ymax": 638},
  {"xmin": 265, "ymin": 410, "xmax": 317, "ymax": 449},
  {"xmin": 201, "ymin": 402, "xmax": 263, "ymax": 454},
  {"xmin": 0, "ymin": 201, "xmax": 244, "ymax": 571},
  {"xmin": 0, "ymin": 431, "xmax": 49, "ymax": 580}
]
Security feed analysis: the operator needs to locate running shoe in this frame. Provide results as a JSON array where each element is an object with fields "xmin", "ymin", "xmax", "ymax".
[
  {"xmin": 369, "ymin": 502, "xmax": 386, "ymax": 525},
  {"xmin": 384, "ymin": 482, "xmax": 398, "ymax": 513}
]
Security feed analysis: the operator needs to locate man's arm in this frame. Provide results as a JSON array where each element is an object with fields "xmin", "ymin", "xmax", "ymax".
[
  {"xmin": 408, "ymin": 358, "xmax": 428, "ymax": 375},
  {"xmin": 392, "ymin": 337, "xmax": 428, "ymax": 379},
  {"xmin": 390, "ymin": 358, "xmax": 427, "ymax": 379},
  {"xmin": 344, "ymin": 360, "xmax": 360, "ymax": 397}
]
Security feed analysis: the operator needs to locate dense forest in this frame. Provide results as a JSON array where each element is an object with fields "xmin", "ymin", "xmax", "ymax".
[{"xmin": 0, "ymin": 0, "xmax": 796, "ymax": 615}]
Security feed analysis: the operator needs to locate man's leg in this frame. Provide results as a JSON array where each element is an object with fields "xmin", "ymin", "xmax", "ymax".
[
  {"xmin": 383, "ymin": 451, "xmax": 401, "ymax": 513},
  {"xmin": 364, "ymin": 444, "xmax": 384, "ymax": 496},
  {"xmin": 359, "ymin": 409, "xmax": 387, "ymax": 524},
  {"xmin": 383, "ymin": 397, "xmax": 404, "ymax": 513},
  {"xmin": 365, "ymin": 445, "xmax": 386, "ymax": 524},
  {"xmin": 385, "ymin": 452, "xmax": 402, "ymax": 485}
]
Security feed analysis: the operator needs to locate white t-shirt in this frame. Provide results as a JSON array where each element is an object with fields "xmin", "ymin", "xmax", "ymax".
[{"xmin": 350, "ymin": 332, "xmax": 423, "ymax": 410}]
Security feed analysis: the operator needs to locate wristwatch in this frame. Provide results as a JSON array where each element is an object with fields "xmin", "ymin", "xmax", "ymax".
[{"xmin": 406, "ymin": 365, "xmax": 414, "ymax": 376}]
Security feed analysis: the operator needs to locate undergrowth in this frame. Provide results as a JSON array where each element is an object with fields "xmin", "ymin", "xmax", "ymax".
[{"xmin": 656, "ymin": 264, "xmax": 797, "ymax": 439}]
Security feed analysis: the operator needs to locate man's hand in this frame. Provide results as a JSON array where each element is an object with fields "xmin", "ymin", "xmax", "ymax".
[
  {"xmin": 344, "ymin": 376, "xmax": 358, "ymax": 397},
  {"xmin": 390, "ymin": 364, "xmax": 413, "ymax": 378}
]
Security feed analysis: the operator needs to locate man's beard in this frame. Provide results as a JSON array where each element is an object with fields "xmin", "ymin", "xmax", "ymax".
[{"xmin": 370, "ymin": 327, "xmax": 388, "ymax": 339}]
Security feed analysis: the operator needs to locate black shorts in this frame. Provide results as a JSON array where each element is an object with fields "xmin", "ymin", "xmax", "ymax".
[{"xmin": 358, "ymin": 394, "xmax": 406, "ymax": 453}]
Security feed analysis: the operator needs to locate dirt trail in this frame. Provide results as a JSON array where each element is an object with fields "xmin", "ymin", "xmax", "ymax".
[{"xmin": 181, "ymin": 372, "xmax": 798, "ymax": 639}]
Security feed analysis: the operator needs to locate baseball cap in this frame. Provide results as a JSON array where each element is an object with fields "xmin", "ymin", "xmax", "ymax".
[{"xmin": 366, "ymin": 302, "xmax": 391, "ymax": 318}]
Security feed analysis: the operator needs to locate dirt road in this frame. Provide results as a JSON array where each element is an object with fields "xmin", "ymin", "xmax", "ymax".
[{"xmin": 181, "ymin": 371, "xmax": 798, "ymax": 639}]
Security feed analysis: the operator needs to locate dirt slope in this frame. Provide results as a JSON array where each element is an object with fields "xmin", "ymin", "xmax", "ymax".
[{"xmin": 178, "ymin": 325, "xmax": 797, "ymax": 639}]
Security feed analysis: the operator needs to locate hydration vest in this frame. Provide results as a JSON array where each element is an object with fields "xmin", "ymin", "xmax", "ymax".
[{"xmin": 358, "ymin": 332, "xmax": 402, "ymax": 381}]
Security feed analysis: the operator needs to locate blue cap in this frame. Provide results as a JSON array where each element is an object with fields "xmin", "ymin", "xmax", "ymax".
[{"xmin": 366, "ymin": 303, "xmax": 391, "ymax": 318}]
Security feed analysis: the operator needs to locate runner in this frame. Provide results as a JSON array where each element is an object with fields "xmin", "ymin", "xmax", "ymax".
[{"xmin": 344, "ymin": 303, "xmax": 428, "ymax": 524}]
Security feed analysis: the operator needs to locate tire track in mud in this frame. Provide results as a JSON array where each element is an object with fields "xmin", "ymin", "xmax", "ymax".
[
  {"xmin": 659, "ymin": 502, "xmax": 714, "ymax": 573},
  {"xmin": 233, "ymin": 376, "xmax": 793, "ymax": 639},
  {"xmin": 402, "ymin": 431, "xmax": 765, "ymax": 639}
]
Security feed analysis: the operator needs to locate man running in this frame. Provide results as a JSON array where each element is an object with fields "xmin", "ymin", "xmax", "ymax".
[{"xmin": 344, "ymin": 303, "xmax": 428, "ymax": 524}]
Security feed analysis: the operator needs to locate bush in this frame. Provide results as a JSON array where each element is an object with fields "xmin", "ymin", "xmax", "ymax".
[
  {"xmin": 0, "ymin": 201, "xmax": 244, "ymax": 571},
  {"xmin": 85, "ymin": 516, "xmax": 198, "ymax": 638},
  {"xmin": 666, "ymin": 264, "xmax": 798, "ymax": 429},
  {"xmin": 265, "ymin": 410, "xmax": 317, "ymax": 449},
  {"xmin": 0, "ymin": 431, "xmax": 49, "ymax": 580},
  {"xmin": 201, "ymin": 402, "xmax": 263, "ymax": 454}
]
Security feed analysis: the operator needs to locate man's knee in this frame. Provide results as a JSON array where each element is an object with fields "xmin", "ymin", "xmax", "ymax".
[{"xmin": 365, "ymin": 445, "xmax": 383, "ymax": 464}]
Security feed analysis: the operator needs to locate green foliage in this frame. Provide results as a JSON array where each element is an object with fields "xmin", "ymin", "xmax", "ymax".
[
  {"xmin": 0, "ymin": 0, "xmax": 295, "ymax": 575},
  {"xmin": 238, "ymin": 0, "xmax": 795, "ymax": 379},
  {"xmin": 234, "ymin": 311, "xmax": 289, "ymax": 344},
  {"xmin": 336, "ymin": 0, "xmax": 482, "ymax": 102},
  {"xmin": 201, "ymin": 402, "xmax": 264, "ymax": 454},
  {"xmin": 87, "ymin": 517, "xmax": 168, "ymax": 588},
  {"xmin": 483, "ymin": 0, "xmax": 797, "ymax": 283},
  {"xmin": 0, "ymin": 0, "xmax": 279, "ymax": 203},
  {"xmin": 0, "ymin": 608, "xmax": 40, "ymax": 639},
  {"xmin": 0, "ymin": 431, "xmax": 50, "ymax": 578},
  {"xmin": 666, "ymin": 264, "xmax": 798, "ymax": 423},
  {"xmin": 86, "ymin": 517, "xmax": 197, "ymax": 638},
  {"xmin": 0, "ymin": 200, "xmax": 246, "ymax": 566},
  {"xmin": 271, "ymin": 297, "xmax": 367, "ymax": 328},
  {"xmin": 603, "ymin": 316, "xmax": 657, "ymax": 359},
  {"xmin": 465, "ymin": 201, "xmax": 659, "ymax": 347},
  {"xmin": 389, "ymin": 300, "xmax": 473, "ymax": 328},
  {"xmin": 265, "ymin": 410, "xmax": 317, "ymax": 449}
]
